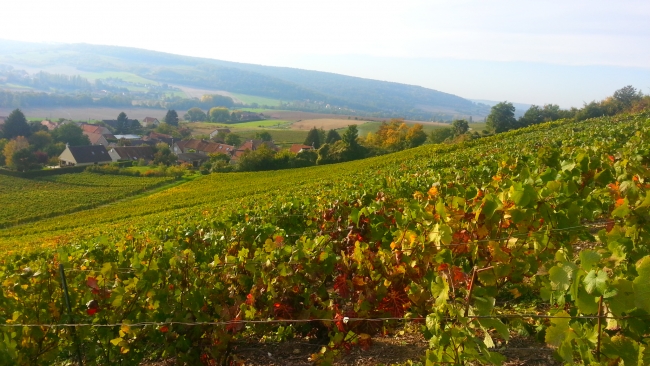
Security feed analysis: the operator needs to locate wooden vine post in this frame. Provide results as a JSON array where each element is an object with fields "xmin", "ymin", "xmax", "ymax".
[{"xmin": 59, "ymin": 264, "xmax": 84, "ymax": 366}]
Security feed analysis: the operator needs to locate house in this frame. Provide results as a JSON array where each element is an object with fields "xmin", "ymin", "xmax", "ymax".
[
  {"xmin": 237, "ymin": 139, "xmax": 279, "ymax": 152},
  {"xmin": 173, "ymin": 139, "xmax": 235, "ymax": 156},
  {"xmin": 79, "ymin": 123, "xmax": 112, "ymax": 136},
  {"xmin": 230, "ymin": 140, "xmax": 279, "ymax": 164},
  {"xmin": 58, "ymin": 145, "xmax": 112, "ymax": 167},
  {"xmin": 108, "ymin": 146, "xmax": 156, "ymax": 162},
  {"xmin": 289, "ymin": 144, "xmax": 315, "ymax": 154},
  {"xmin": 209, "ymin": 128, "xmax": 231, "ymax": 139},
  {"xmin": 41, "ymin": 120, "xmax": 59, "ymax": 131},
  {"xmin": 84, "ymin": 132, "xmax": 110, "ymax": 147},
  {"xmin": 146, "ymin": 132, "xmax": 174, "ymax": 146},
  {"xmin": 177, "ymin": 153, "xmax": 209, "ymax": 167},
  {"xmin": 141, "ymin": 117, "xmax": 160, "ymax": 128}
]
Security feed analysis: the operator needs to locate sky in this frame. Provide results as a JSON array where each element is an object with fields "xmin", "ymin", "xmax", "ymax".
[{"xmin": 1, "ymin": 0, "xmax": 649, "ymax": 107}]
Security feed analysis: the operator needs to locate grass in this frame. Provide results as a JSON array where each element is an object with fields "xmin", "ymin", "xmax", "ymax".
[
  {"xmin": 230, "ymin": 93, "xmax": 283, "ymax": 107},
  {"xmin": 469, "ymin": 122, "xmax": 487, "ymax": 131}
]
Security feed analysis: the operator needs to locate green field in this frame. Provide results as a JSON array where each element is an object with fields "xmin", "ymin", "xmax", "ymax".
[
  {"xmin": 0, "ymin": 172, "xmax": 175, "ymax": 228},
  {"xmin": 230, "ymin": 92, "xmax": 283, "ymax": 106},
  {"xmin": 236, "ymin": 129, "xmax": 309, "ymax": 145},
  {"xmin": 1, "ymin": 111, "xmax": 649, "ymax": 365}
]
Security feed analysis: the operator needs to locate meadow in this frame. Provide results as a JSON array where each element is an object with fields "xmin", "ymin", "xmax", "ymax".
[{"xmin": 1, "ymin": 111, "xmax": 649, "ymax": 365}]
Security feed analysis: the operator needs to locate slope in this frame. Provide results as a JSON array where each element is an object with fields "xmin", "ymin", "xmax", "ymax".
[{"xmin": 0, "ymin": 40, "xmax": 489, "ymax": 118}]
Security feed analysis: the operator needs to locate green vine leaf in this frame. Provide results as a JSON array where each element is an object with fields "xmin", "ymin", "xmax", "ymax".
[{"xmin": 634, "ymin": 256, "xmax": 650, "ymax": 313}]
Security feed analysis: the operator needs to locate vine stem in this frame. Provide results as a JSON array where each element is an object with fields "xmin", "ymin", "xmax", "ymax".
[
  {"xmin": 464, "ymin": 266, "xmax": 493, "ymax": 317},
  {"xmin": 596, "ymin": 295, "xmax": 604, "ymax": 362}
]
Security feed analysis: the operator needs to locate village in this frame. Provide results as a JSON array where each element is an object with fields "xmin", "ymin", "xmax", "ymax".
[{"xmin": 0, "ymin": 110, "xmax": 318, "ymax": 174}]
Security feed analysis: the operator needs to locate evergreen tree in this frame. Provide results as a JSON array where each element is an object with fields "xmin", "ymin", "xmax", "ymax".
[
  {"xmin": 325, "ymin": 129, "xmax": 341, "ymax": 143},
  {"xmin": 3, "ymin": 109, "xmax": 31, "ymax": 139},
  {"xmin": 304, "ymin": 127, "xmax": 321, "ymax": 148},
  {"xmin": 164, "ymin": 109, "xmax": 179, "ymax": 126},
  {"xmin": 116, "ymin": 112, "xmax": 128, "ymax": 134}
]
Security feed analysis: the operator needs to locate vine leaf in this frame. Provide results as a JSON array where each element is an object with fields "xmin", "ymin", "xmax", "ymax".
[
  {"xmin": 583, "ymin": 270, "xmax": 608, "ymax": 295},
  {"xmin": 601, "ymin": 335, "xmax": 638, "ymax": 366},
  {"xmin": 607, "ymin": 279, "xmax": 635, "ymax": 317},
  {"xmin": 579, "ymin": 250, "xmax": 601, "ymax": 270},
  {"xmin": 549, "ymin": 265, "xmax": 571, "ymax": 291},
  {"xmin": 633, "ymin": 256, "xmax": 650, "ymax": 313},
  {"xmin": 545, "ymin": 310, "xmax": 571, "ymax": 347}
]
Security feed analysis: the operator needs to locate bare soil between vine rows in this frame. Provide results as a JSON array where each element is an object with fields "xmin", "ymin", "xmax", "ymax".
[{"xmin": 142, "ymin": 331, "xmax": 560, "ymax": 365}]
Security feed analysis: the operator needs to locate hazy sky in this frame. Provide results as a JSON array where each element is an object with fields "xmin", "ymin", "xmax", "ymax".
[{"xmin": 1, "ymin": 0, "xmax": 649, "ymax": 107}]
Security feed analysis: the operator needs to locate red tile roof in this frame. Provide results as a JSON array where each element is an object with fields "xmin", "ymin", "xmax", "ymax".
[
  {"xmin": 176, "ymin": 139, "xmax": 236, "ymax": 155},
  {"xmin": 289, "ymin": 144, "xmax": 314, "ymax": 154}
]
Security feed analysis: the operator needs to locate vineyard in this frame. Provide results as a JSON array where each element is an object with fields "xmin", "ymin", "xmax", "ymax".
[
  {"xmin": 0, "ymin": 172, "xmax": 176, "ymax": 228},
  {"xmin": 1, "ymin": 111, "xmax": 650, "ymax": 365}
]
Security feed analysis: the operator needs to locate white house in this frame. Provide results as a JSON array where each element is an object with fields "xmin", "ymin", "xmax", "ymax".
[{"xmin": 58, "ymin": 145, "xmax": 112, "ymax": 167}]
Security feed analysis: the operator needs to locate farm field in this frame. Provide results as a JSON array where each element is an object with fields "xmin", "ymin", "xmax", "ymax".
[
  {"xmin": 229, "ymin": 92, "xmax": 283, "ymax": 107},
  {"xmin": 0, "ymin": 107, "xmax": 172, "ymax": 121},
  {"xmin": 1, "ymin": 111, "xmax": 649, "ymax": 365},
  {"xmin": 291, "ymin": 118, "xmax": 370, "ymax": 130},
  {"xmin": 0, "ymin": 172, "xmax": 175, "ymax": 228}
]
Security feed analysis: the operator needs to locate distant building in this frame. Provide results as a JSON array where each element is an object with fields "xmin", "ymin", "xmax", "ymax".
[
  {"xmin": 41, "ymin": 120, "xmax": 59, "ymax": 131},
  {"xmin": 231, "ymin": 139, "xmax": 279, "ymax": 163},
  {"xmin": 173, "ymin": 139, "xmax": 235, "ymax": 156},
  {"xmin": 141, "ymin": 117, "xmax": 160, "ymax": 128},
  {"xmin": 108, "ymin": 146, "xmax": 156, "ymax": 162},
  {"xmin": 289, "ymin": 144, "xmax": 314, "ymax": 154},
  {"xmin": 84, "ymin": 132, "xmax": 110, "ymax": 147},
  {"xmin": 177, "ymin": 153, "xmax": 209, "ymax": 167},
  {"xmin": 209, "ymin": 128, "xmax": 231, "ymax": 139},
  {"xmin": 79, "ymin": 123, "xmax": 111, "ymax": 136},
  {"xmin": 58, "ymin": 145, "xmax": 112, "ymax": 167}
]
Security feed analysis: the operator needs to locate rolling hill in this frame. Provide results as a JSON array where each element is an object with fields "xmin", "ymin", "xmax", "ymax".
[{"xmin": 0, "ymin": 39, "xmax": 490, "ymax": 119}]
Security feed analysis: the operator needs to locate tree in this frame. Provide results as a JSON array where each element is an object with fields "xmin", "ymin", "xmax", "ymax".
[
  {"xmin": 613, "ymin": 85, "xmax": 641, "ymax": 107},
  {"xmin": 209, "ymin": 107, "xmax": 230, "ymax": 123},
  {"xmin": 225, "ymin": 133, "xmax": 242, "ymax": 147},
  {"xmin": 486, "ymin": 102, "xmax": 517, "ymax": 133},
  {"xmin": 429, "ymin": 127, "xmax": 454, "ymax": 144},
  {"xmin": 115, "ymin": 112, "xmax": 129, "ymax": 134},
  {"xmin": 0, "ymin": 139, "xmax": 7, "ymax": 166},
  {"xmin": 12, "ymin": 148, "xmax": 38, "ymax": 171},
  {"xmin": 29, "ymin": 121, "xmax": 48, "ymax": 134},
  {"xmin": 325, "ymin": 129, "xmax": 341, "ymax": 144},
  {"xmin": 2, "ymin": 109, "xmax": 31, "ymax": 139},
  {"xmin": 341, "ymin": 125, "xmax": 360, "ymax": 147},
  {"xmin": 3, "ymin": 136, "xmax": 30, "ymax": 169},
  {"xmin": 183, "ymin": 107, "xmax": 207, "ymax": 122},
  {"xmin": 164, "ymin": 110, "xmax": 179, "ymax": 126},
  {"xmin": 153, "ymin": 142, "xmax": 177, "ymax": 166},
  {"xmin": 405, "ymin": 124, "xmax": 427, "ymax": 147},
  {"xmin": 255, "ymin": 131, "xmax": 272, "ymax": 142},
  {"xmin": 52, "ymin": 123, "xmax": 90, "ymax": 146},
  {"xmin": 28, "ymin": 131, "xmax": 52, "ymax": 150},
  {"xmin": 451, "ymin": 120, "xmax": 469, "ymax": 135},
  {"xmin": 304, "ymin": 127, "xmax": 321, "ymax": 148}
]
